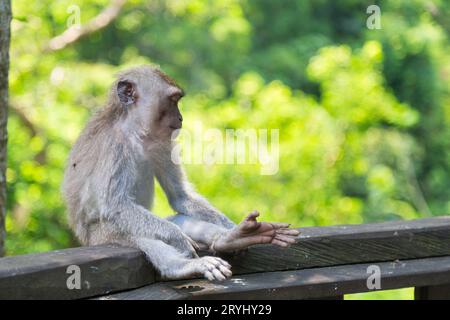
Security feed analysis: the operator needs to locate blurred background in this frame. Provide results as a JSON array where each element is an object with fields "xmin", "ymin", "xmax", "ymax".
[{"xmin": 5, "ymin": 0, "xmax": 450, "ymax": 298}]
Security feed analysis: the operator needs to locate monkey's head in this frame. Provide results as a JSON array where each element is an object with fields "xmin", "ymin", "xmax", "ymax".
[{"xmin": 110, "ymin": 65, "xmax": 184, "ymax": 139}]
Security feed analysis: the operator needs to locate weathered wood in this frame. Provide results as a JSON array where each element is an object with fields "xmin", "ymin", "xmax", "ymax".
[
  {"xmin": 0, "ymin": 0, "xmax": 11, "ymax": 258},
  {"xmin": 0, "ymin": 245, "xmax": 154, "ymax": 299},
  {"xmin": 222, "ymin": 216, "xmax": 450, "ymax": 275},
  {"xmin": 1, "ymin": 216, "xmax": 450, "ymax": 299},
  {"xmin": 415, "ymin": 284, "xmax": 450, "ymax": 300},
  {"xmin": 100, "ymin": 256, "xmax": 450, "ymax": 300}
]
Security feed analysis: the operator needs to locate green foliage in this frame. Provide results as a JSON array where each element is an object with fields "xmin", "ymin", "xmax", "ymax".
[
  {"xmin": 346, "ymin": 287, "xmax": 413, "ymax": 300},
  {"xmin": 6, "ymin": 0, "xmax": 450, "ymax": 283}
]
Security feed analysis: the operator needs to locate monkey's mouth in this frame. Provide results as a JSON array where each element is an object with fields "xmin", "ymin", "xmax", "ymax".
[{"xmin": 169, "ymin": 124, "xmax": 182, "ymax": 130}]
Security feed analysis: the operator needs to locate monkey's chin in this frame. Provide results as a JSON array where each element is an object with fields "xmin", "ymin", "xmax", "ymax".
[{"xmin": 170, "ymin": 128, "xmax": 182, "ymax": 139}]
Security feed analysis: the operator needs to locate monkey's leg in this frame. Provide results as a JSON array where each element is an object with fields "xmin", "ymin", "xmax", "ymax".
[
  {"xmin": 168, "ymin": 211, "xmax": 300, "ymax": 253},
  {"xmin": 134, "ymin": 237, "xmax": 232, "ymax": 281},
  {"xmin": 167, "ymin": 214, "xmax": 228, "ymax": 250}
]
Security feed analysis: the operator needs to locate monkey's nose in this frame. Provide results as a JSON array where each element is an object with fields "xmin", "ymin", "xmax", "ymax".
[{"xmin": 179, "ymin": 115, "xmax": 183, "ymax": 122}]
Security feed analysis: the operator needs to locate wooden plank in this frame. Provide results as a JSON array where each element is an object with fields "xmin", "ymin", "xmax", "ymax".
[
  {"xmin": 220, "ymin": 216, "xmax": 450, "ymax": 275},
  {"xmin": 415, "ymin": 284, "xmax": 450, "ymax": 300},
  {"xmin": 101, "ymin": 256, "xmax": 450, "ymax": 300},
  {"xmin": 1, "ymin": 216, "xmax": 450, "ymax": 299},
  {"xmin": 0, "ymin": 245, "xmax": 155, "ymax": 299}
]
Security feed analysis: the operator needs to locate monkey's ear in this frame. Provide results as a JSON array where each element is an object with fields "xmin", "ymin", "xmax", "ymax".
[{"xmin": 117, "ymin": 80, "xmax": 137, "ymax": 106}]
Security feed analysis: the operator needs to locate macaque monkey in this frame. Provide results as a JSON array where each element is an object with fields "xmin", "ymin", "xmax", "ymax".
[{"xmin": 62, "ymin": 65, "xmax": 299, "ymax": 281}]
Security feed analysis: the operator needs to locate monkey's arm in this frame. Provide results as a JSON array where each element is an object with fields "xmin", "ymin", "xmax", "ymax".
[
  {"xmin": 153, "ymin": 146, "xmax": 299, "ymax": 251},
  {"xmin": 102, "ymin": 200, "xmax": 199, "ymax": 256},
  {"xmin": 97, "ymin": 145, "xmax": 199, "ymax": 256},
  {"xmin": 153, "ymin": 150, "xmax": 235, "ymax": 229},
  {"xmin": 170, "ymin": 211, "xmax": 300, "ymax": 253}
]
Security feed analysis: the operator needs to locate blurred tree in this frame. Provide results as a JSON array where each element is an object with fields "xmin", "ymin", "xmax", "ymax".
[
  {"xmin": 0, "ymin": 0, "xmax": 11, "ymax": 257},
  {"xmin": 4, "ymin": 0, "xmax": 450, "ymax": 256}
]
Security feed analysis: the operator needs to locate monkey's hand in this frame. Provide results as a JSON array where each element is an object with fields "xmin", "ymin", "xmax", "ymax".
[
  {"xmin": 160, "ymin": 224, "xmax": 201, "ymax": 258},
  {"xmin": 211, "ymin": 211, "xmax": 300, "ymax": 253},
  {"xmin": 183, "ymin": 256, "xmax": 232, "ymax": 281},
  {"xmin": 160, "ymin": 225, "xmax": 232, "ymax": 281}
]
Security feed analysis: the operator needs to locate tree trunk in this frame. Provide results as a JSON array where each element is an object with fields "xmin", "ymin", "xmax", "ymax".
[{"xmin": 0, "ymin": 0, "xmax": 11, "ymax": 257}]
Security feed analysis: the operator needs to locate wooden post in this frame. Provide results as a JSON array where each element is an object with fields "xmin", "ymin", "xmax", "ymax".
[
  {"xmin": 415, "ymin": 284, "xmax": 450, "ymax": 300},
  {"xmin": 0, "ymin": 0, "xmax": 11, "ymax": 257}
]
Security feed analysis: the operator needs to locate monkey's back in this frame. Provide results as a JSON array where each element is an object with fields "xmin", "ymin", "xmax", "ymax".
[{"xmin": 62, "ymin": 111, "xmax": 117, "ymax": 245}]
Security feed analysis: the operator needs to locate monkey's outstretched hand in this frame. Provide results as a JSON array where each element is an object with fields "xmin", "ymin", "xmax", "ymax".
[{"xmin": 211, "ymin": 211, "xmax": 300, "ymax": 253}]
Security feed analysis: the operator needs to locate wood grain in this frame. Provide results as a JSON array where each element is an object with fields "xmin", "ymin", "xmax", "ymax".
[
  {"xmin": 222, "ymin": 216, "xmax": 450, "ymax": 275},
  {"xmin": 101, "ymin": 256, "xmax": 450, "ymax": 300},
  {"xmin": 0, "ymin": 245, "xmax": 154, "ymax": 299},
  {"xmin": 1, "ymin": 216, "xmax": 450, "ymax": 299}
]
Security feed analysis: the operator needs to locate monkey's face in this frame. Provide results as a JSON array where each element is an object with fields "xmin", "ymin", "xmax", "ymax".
[
  {"xmin": 116, "ymin": 67, "xmax": 185, "ymax": 140},
  {"xmin": 154, "ymin": 88, "xmax": 184, "ymax": 138}
]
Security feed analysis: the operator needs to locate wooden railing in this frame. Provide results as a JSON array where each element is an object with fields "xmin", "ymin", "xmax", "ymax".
[{"xmin": 1, "ymin": 216, "xmax": 450, "ymax": 300}]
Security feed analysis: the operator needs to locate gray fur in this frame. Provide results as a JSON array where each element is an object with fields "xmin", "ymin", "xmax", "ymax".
[
  {"xmin": 62, "ymin": 66, "xmax": 234, "ymax": 280},
  {"xmin": 62, "ymin": 65, "xmax": 299, "ymax": 281}
]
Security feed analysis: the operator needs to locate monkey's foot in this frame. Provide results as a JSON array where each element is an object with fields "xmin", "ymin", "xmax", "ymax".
[
  {"xmin": 185, "ymin": 256, "xmax": 232, "ymax": 281},
  {"xmin": 212, "ymin": 211, "xmax": 300, "ymax": 253}
]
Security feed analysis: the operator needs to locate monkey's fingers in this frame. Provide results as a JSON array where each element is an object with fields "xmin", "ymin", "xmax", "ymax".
[
  {"xmin": 269, "ymin": 222, "xmax": 291, "ymax": 229},
  {"xmin": 256, "ymin": 229, "xmax": 277, "ymax": 237},
  {"xmin": 204, "ymin": 265, "xmax": 226, "ymax": 281},
  {"xmin": 240, "ymin": 211, "xmax": 261, "ymax": 231},
  {"xmin": 244, "ymin": 210, "xmax": 260, "ymax": 221},
  {"xmin": 176, "ymin": 236, "xmax": 199, "ymax": 258},
  {"xmin": 237, "ymin": 227, "xmax": 282, "ymax": 239},
  {"xmin": 275, "ymin": 228, "xmax": 301, "ymax": 236},
  {"xmin": 190, "ymin": 239, "xmax": 200, "ymax": 251},
  {"xmin": 273, "ymin": 234, "xmax": 297, "ymax": 244},
  {"xmin": 218, "ymin": 265, "xmax": 233, "ymax": 278},
  {"xmin": 269, "ymin": 234, "xmax": 298, "ymax": 248},
  {"xmin": 190, "ymin": 248, "xmax": 200, "ymax": 259},
  {"xmin": 204, "ymin": 256, "xmax": 232, "ymax": 269},
  {"xmin": 242, "ymin": 221, "xmax": 287, "ymax": 234},
  {"xmin": 201, "ymin": 257, "xmax": 232, "ymax": 281},
  {"xmin": 184, "ymin": 234, "xmax": 200, "ymax": 251},
  {"xmin": 204, "ymin": 270, "xmax": 218, "ymax": 281},
  {"xmin": 271, "ymin": 238, "xmax": 290, "ymax": 247},
  {"xmin": 234, "ymin": 235, "xmax": 274, "ymax": 249},
  {"xmin": 212, "ymin": 269, "xmax": 227, "ymax": 281},
  {"xmin": 184, "ymin": 241, "xmax": 199, "ymax": 258}
]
